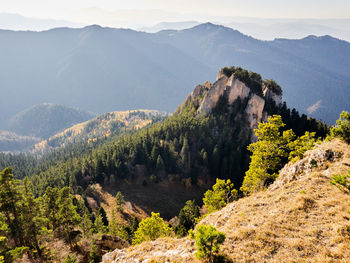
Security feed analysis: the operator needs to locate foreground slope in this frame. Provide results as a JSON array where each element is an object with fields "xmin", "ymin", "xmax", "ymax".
[{"xmin": 103, "ymin": 139, "xmax": 350, "ymax": 262}]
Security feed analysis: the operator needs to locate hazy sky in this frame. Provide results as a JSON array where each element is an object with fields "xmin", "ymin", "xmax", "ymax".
[{"xmin": 1, "ymin": 0, "xmax": 350, "ymax": 27}]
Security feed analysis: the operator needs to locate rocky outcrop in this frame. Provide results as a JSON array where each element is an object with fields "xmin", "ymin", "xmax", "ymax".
[
  {"xmin": 102, "ymin": 238, "xmax": 196, "ymax": 263},
  {"xmin": 195, "ymin": 70, "xmax": 280, "ymax": 136},
  {"xmin": 227, "ymin": 75, "xmax": 250, "ymax": 104},
  {"xmin": 263, "ymin": 84, "xmax": 282, "ymax": 105},
  {"xmin": 198, "ymin": 76, "xmax": 228, "ymax": 114},
  {"xmin": 269, "ymin": 139, "xmax": 344, "ymax": 191},
  {"xmin": 245, "ymin": 94, "xmax": 265, "ymax": 131}
]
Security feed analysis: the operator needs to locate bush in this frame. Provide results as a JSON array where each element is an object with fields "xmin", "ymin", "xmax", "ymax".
[
  {"xmin": 330, "ymin": 172, "xmax": 350, "ymax": 191},
  {"xmin": 194, "ymin": 225, "xmax": 226, "ymax": 262},
  {"xmin": 203, "ymin": 179, "xmax": 237, "ymax": 213},
  {"xmin": 132, "ymin": 212, "xmax": 172, "ymax": 245},
  {"xmin": 330, "ymin": 111, "xmax": 350, "ymax": 143},
  {"xmin": 175, "ymin": 200, "xmax": 200, "ymax": 236}
]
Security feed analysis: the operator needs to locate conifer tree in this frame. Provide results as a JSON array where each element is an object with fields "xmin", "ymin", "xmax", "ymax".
[
  {"xmin": 0, "ymin": 168, "xmax": 24, "ymax": 247},
  {"xmin": 57, "ymin": 187, "xmax": 81, "ymax": 249},
  {"xmin": 115, "ymin": 192, "xmax": 125, "ymax": 212}
]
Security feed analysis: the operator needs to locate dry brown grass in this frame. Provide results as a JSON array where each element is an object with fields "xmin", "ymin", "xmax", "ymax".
[{"xmin": 103, "ymin": 140, "xmax": 350, "ymax": 263}]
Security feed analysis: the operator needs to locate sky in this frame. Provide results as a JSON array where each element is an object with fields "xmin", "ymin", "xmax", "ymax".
[{"xmin": 1, "ymin": 0, "xmax": 350, "ymax": 28}]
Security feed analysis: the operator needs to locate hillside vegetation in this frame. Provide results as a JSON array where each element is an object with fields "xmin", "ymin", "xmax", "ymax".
[
  {"xmin": 32, "ymin": 110, "xmax": 167, "ymax": 154},
  {"xmin": 103, "ymin": 139, "xmax": 350, "ymax": 262},
  {"xmin": 23, "ymin": 67, "xmax": 327, "ymax": 217}
]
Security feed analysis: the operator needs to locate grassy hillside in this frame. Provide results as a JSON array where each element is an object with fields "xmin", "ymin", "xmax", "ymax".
[
  {"xmin": 103, "ymin": 139, "xmax": 350, "ymax": 262},
  {"xmin": 32, "ymin": 110, "xmax": 167, "ymax": 154}
]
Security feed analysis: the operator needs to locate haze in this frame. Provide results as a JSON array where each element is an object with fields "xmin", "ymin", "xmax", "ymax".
[{"xmin": 1, "ymin": 0, "xmax": 350, "ymax": 28}]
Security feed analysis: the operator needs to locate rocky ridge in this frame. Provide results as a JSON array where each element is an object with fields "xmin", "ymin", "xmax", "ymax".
[
  {"xmin": 182, "ymin": 69, "xmax": 282, "ymax": 136},
  {"xmin": 103, "ymin": 139, "xmax": 350, "ymax": 262}
]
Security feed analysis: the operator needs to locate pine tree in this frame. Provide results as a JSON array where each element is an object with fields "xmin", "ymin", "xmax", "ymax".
[
  {"xmin": 0, "ymin": 168, "xmax": 24, "ymax": 247},
  {"xmin": 133, "ymin": 212, "xmax": 172, "ymax": 245},
  {"xmin": 21, "ymin": 178, "xmax": 47, "ymax": 257},
  {"xmin": 115, "ymin": 192, "xmax": 125, "ymax": 212},
  {"xmin": 80, "ymin": 213, "xmax": 93, "ymax": 238},
  {"xmin": 240, "ymin": 115, "xmax": 294, "ymax": 195},
  {"xmin": 203, "ymin": 179, "xmax": 237, "ymax": 213},
  {"xmin": 98, "ymin": 207, "xmax": 108, "ymax": 227},
  {"xmin": 57, "ymin": 187, "xmax": 81, "ymax": 249}
]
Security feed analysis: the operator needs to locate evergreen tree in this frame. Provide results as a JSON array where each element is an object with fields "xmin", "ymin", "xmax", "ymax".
[
  {"xmin": 241, "ymin": 115, "xmax": 294, "ymax": 195},
  {"xmin": 0, "ymin": 168, "xmax": 24, "ymax": 247},
  {"xmin": 115, "ymin": 192, "xmax": 125, "ymax": 212},
  {"xmin": 21, "ymin": 178, "xmax": 47, "ymax": 257},
  {"xmin": 80, "ymin": 213, "xmax": 93, "ymax": 238},
  {"xmin": 203, "ymin": 179, "xmax": 237, "ymax": 213},
  {"xmin": 57, "ymin": 187, "xmax": 81, "ymax": 249},
  {"xmin": 176, "ymin": 200, "xmax": 200, "ymax": 236},
  {"xmin": 98, "ymin": 207, "xmax": 108, "ymax": 227},
  {"xmin": 94, "ymin": 214, "xmax": 106, "ymax": 234},
  {"xmin": 133, "ymin": 212, "xmax": 172, "ymax": 245},
  {"xmin": 330, "ymin": 111, "xmax": 350, "ymax": 143}
]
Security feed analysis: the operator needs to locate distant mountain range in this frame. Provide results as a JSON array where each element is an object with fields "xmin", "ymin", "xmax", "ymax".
[
  {"xmin": 0, "ymin": 13, "xmax": 83, "ymax": 31},
  {"xmin": 0, "ymin": 23, "xmax": 349, "ymax": 125},
  {"xmin": 140, "ymin": 19, "xmax": 350, "ymax": 42}
]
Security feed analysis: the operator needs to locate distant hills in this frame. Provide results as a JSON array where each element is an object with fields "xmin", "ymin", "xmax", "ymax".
[
  {"xmin": 0, "ymin": 23, "xmax": 349, "ymax": 125},
  {"xmin": 32, "ymin": 110, "xmax": 167, "ymax": 154},
  {"xmin": 8, "ymin": 103, "xmax": 95, "ymax": 139},
  {"xmin": 0, "ymin": 130, "xmax": 40, "ymax": 152},
  {"xmin": 0, "ymin": 13, "xmax": 83, "ymax": 31}
]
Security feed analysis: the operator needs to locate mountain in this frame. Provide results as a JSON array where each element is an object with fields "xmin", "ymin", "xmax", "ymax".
[
  {"xmin": 154, "ymin": 23, "xmax": 350, "ymax": 123},
  {"xmin": 0, "ymin": 13, "xmax": 83, "ymax": 31},
  {"xmin": 0, "ymin": 130, "xmax": 40, "ymax": 152},
  {"xmin": 24, "ymin": 68, "xmax": 327, "ymax": 219},
  {"xmin": 32, "ymin": 109, "xmax": 168, "ymax": 154},
  {"xmin": 8, "ymin": 103, "xmax": 95, "ymax": 139},
  {"xmin": 0, "ymin": 23, "xmax": 349, "ymax": 125},
  {"xmin": 0, "ymin": 25, "xmax": 212, "ymax": 128},
  {"xmin": 139, "ymin": 21, "xmax": 200, "ymax": 33},
  {"xmin": 103, "ymin": 139, "xmax": 350, "ymax": 262}
]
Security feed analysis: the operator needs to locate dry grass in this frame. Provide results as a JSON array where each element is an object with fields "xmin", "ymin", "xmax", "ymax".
[{"xmin": 103, "ymin": 140, "xmax": 350, "ymax": 263}]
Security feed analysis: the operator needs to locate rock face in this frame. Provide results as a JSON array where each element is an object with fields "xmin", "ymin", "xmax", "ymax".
[
  {"xmin": 263, "ymin": 84, "xmax": 282, "ymax": 105},
  {"xmin": 269, "ymin": 139, "xmax": 344, "ymax": 191},
  {"xmin": 227, "ymin": 75, "xmax": 250, "ymax": 104},
  {"xmin": 198, "ymin": 76, "xmax": 228, "ymax": 114},
  {"xmin": 193, "ymin": 69, "xmax": 280, "ymax": 139},
  {"xmin": 245, "ymin": 94, "xmax": 265, "ymax": 130}
]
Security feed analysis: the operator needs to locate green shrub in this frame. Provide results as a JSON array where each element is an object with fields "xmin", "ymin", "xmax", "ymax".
[
  {"xmin": 132, "ymin": 212, "xmax": 172, "ymax": 245},
  {"xmin": 203, "ymin": 179, "xmax": 237, "ymax": 213},
  {"xmin": 330, "ymin": 111, "xmax": 350, "ymax": 143},
  {"xmin": 194, "ymin": 225, "xmax": 226, "ymax": 262},
  {"xmin": 330, "ymin": 172, "xmax": 350, "ymax": 191}
]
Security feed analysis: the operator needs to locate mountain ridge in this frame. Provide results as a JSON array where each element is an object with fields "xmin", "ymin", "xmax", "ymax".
[{"xmin": 0, "ymin": 23, "xmax": 349, "ymax": 126}]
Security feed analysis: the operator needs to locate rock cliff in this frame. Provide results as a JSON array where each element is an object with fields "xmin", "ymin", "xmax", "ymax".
[{"xmin": 183, "ymin": 68, "xmax": 282, "ymax": 139}]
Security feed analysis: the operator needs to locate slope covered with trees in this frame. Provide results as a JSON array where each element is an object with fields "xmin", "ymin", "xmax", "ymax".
[{"xmin": 16, "ymin": 67, "xmax": 328, "ymax": 217}]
